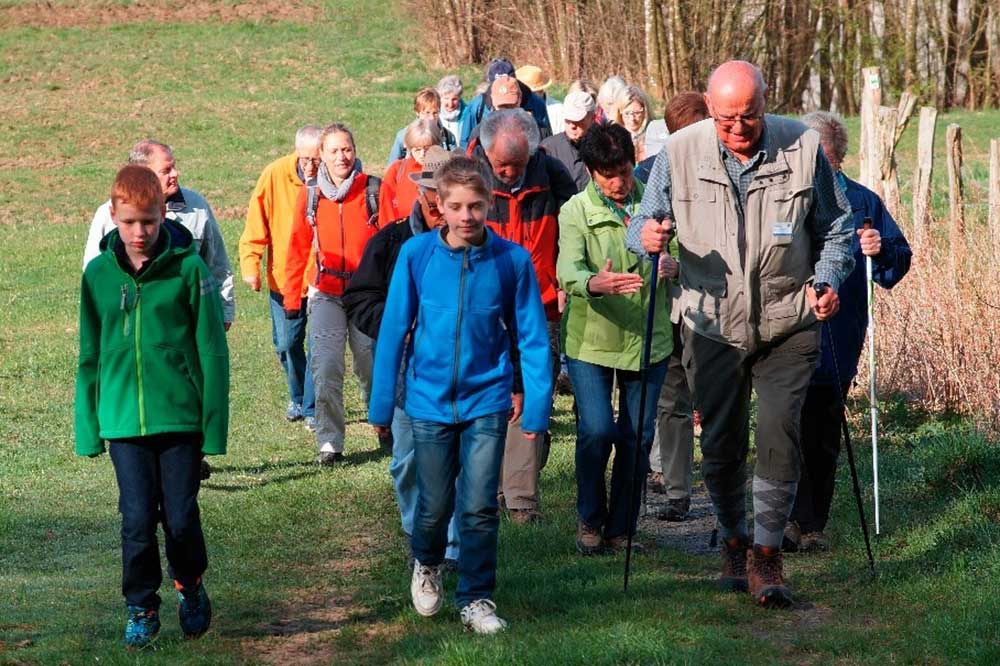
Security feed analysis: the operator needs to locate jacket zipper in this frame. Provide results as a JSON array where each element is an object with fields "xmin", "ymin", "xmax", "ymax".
[
  {"xmin": 450, "ymin": 250, "xmax": 468, "ymax": 423},
  {"xmin": 134, "ymin": 284, "xmax": 146, "ymax": 435}
]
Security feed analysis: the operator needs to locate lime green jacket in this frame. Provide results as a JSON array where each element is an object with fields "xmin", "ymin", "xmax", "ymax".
[
  {"xmin": 557, "ymin": 181, "xmax": 672, "ymax": 370},
  {"xmin": 75, "ymin": 221, "xmax": 230, "ymax": 456}
]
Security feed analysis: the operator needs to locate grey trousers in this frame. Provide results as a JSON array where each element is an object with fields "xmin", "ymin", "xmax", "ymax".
[
  {"xmin": 308, "ymin": 291, "xmax": 373, "ymax": 452},
  {"xmin": 499, "ymin": 322, "xmax": 559, "ymax": 511},
  {"xmin": 649, "ymin": 322, "xmax": 694, "ymax": 500}
]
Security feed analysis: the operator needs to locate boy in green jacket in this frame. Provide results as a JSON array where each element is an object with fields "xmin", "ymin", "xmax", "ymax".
[{"xmin": 75, "ymin": 165, "xmax": 230, "ymax": 648}]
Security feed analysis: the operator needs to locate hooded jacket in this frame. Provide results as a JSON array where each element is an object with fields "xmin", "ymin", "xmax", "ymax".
[
  {"xmin": 369, "ymin": 227, "xmax": 553, "ymax": 434},
  {"xmin": 75, "ymin": 220, "xmax": 230, "ymax": 456},
  {"xmin": 459, "ymin": 80, "xmax": 552, "ymax": 149}
]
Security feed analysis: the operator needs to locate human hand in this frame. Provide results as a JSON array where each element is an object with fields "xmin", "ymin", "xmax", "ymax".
[
  {"xmin": 807, "ymin": 283, "xmax": 840, "ymax": 321},
  {"xmin": 857, "ymin": 227, "xmax": 881, "ymax": 257},
  {"xmin": 659, "ymin": 255, "xmax": 679, "ymax": 280},
  {"xmin": 509, "ymin": 393, "xmax": 524, "ymax": 424},
  {"xmin": 373, "ymin": 425, "xmax": 391, "ymax": 437},
  {"xmin": 224, "ymin": 322, "xmax": 233, "ymax": 332},
  {"xmin": 640, "ymin": 217, "xmax": 673, "ymax": 254},
  {"xmin": 243, "ymin": 275, "xmax": 261, "ymax": 291},
  {"xmin": 587, "ymin": 259, "xmax": 644, "ymax": 296},
  {"xmin": 523, "ymin": 431, "xmax": 538, "ymax": 440},
  {"xmin": 557, "ymin": 289, "xmax": 567, "ymax": 313}
]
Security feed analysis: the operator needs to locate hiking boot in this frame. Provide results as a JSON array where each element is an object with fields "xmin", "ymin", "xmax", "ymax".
[
  {"xmin": 719, "ymin": 535, "xmax": 750, "ymax": 593},
  {"xmin": 460, "ymin": 599, "xmax": 508, "ymax": 634},
  {"xmin": 410, "ymin": 560, "xmax": 443, "ymax": 617},
  {"xmin": 199, "ymin": 459, "xmax": 212, "ymax": 481},
  {"xmin": 656, "ymin": 497, "xmax": 691, "ymax": 522},
  {"xmin": 605, "ymin": 535, "xmax": 645, "ymax": 553},
  {"xmin": 576, "ymin": 521, "xmax": 603, "ymax": 555},
  {"xmin": 317, "ymin": 450, "xmax": 344, "ymax": 466},
  {"xmin": 782, "ymin": 521, "xmax": 802, "ymax": 553},
  {"xmin": 285, "ymin": 401, "xmax": 303, "ymax": 422},
  {"xmin": 124, "ymin": 606, "xmax": 160, "ymax": 648},
  {"xmin": 748, "ymin": 544, "xmax": 793, "ymax": 608},
  {"xmin": 508, "ymin": 508, "xmax": 542, "ymax": 525},
  {"xmin": 800, "ymin": 531, "xmax": 830, "ymax": 553},
  {"xmin": 303, "ymin": 416, "xmax": 317, "ymax": 432},
  {"xmin": 176, "ymin": 581, "xmax": 212, "ymax": 638},
  {"xmin": 647, "ymin": 472, "xmax": 666, "ymax": 494},
  {"xmin": 555, "ymin": 372, "xmax": 574, "ymax": 396}
]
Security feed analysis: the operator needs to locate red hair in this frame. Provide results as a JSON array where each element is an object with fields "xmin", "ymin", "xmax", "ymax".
[{"xmin": 110, "ymin": 165, "xmax": 164, "ymax": 210}]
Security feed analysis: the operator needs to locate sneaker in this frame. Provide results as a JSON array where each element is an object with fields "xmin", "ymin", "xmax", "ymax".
[
  {"xmin": 748, "ymin": 544, "xmax": 793, "ymax": 608},
  {"xmin": 782, "ymin": 521, "xmax": 802, "ymax": 553},
  {"xmin": 176, "ymin": 581, "xmax": 212, "ymax": 638},
  {"xmin": 576, "ymin": 520, "xmax": 603, "ymax": 555},
  {"xmin": 656, "ymin": 497, "xmax": 690, "ymax": 522},
  {"xmin": 303, "ymin": 416, "xmax": 317, "ymax": 432},
  {"xmin": 285, "ymin": 402, "xmax": 304, "ymax": 422},
  {"xmin": 647, "ymin": 472, "xmax": 666, "ymax": 495},
  {"xmin": 317, "ymin": 450, "xmax": 344, "ymax": 466},
  {"xmin": 410, "ymin": 560, "xmax": 443, "ymax": 617},
  {"xmin": 460, "ymin": 599, "xmax": 508, "ymax": 634},
  {"xmin": 508, "ymin": 508, "xmax": 542, "ymax": 525},
  {"xmin": 199, "ymin": 459, "xmax": 212, "ymax": 481},
  {"xmin": 719, "ymin": 535, "xmax": 750, "ymax": 593},
  {"xmin": 124, "ymin": 605, "xmax": 160, "ymax": 648},
  {"xmin": 799, "ymin": 531, "xmax": 830, "ymax": 553}
]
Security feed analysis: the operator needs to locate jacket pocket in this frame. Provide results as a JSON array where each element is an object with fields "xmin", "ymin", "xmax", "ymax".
[
  {"xmin": 768, "ymin": 185, "xmax": 813, "ymax": 246},
  {"xmin": 682, "ymin": 277, "xmax": 728, "ymax": 338},
  {"xmin": 675, "ymin": 187, "xmax": 719, "ymax": 250}
]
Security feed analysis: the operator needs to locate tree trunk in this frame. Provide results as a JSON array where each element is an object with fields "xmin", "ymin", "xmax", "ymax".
[
  {"xmin": 953, "ymin": 0, "xmax": 973, "ymax": 107},
  {"xmin": 946, "ymin": 123, "xmax": 965, "ymax": 281}
]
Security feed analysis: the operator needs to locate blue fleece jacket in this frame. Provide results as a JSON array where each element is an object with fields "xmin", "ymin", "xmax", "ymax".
[
  {"xmin": 459, "ymin": 87, "xmax": 552, "ymax": 149},
  {"xmin": 369, "ymin": 227, "xmax": 553, "ymax": 433},
  {"xmin": 814, "ymin": 175, "xmax": 912, "ymax": 386}
]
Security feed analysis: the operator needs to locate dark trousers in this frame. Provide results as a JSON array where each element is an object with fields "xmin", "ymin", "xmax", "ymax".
[
  {"xmin": 790, "ymin": 382, "xmax": 849, "ymax": 532},
  {"xmin": 410, "ymin": 412, "xmax": 508, "ymax": 606},
  {"xmin": 109, "ymin": 434, "xmax": 207, "ymax": 610},
  {"xmin": 566, "ymin": 357, "xmax": 668, "ymax": 540}
]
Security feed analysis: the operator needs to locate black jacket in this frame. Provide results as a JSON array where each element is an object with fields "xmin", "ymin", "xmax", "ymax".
[
  {"xmin": 343, "ymin": 208, "xmax": 424, "ymax": 339},
  {"xmin": 541, "ymin": 132, "xmax": 589, "ymax": 192}
]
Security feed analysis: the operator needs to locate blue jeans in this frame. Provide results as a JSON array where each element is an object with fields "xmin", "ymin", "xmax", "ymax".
[
  {"xmin": 411, "ymin": 412, "xmax": 508, "ymax": 606},
  {"xmin": 390, "ymin": 407, "xmax": 459, "ymax": 560},
  {"xmin": 269, "ymin": 289, "xmax": 315, "ymax": 417},
  {"xmin": 109, "ymin": 434, "xmax": 207, "ymax": 610},
  {"xmin": 566, "ymin": 357, "xmax": 668, "ymax": 539}
]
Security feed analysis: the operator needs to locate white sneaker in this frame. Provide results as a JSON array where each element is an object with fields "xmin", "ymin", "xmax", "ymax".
[
  {"xmin": 460, "ymin": 599, "xmax": 508, "ymax": 634},
  {"xmin": 410, "ymin": 561, "xmax": 443, "ymax": 617}
]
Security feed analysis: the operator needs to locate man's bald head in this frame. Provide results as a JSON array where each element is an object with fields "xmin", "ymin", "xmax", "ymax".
[{"xmin": 704, "ymin": 60, "xmax": 768, "ymax": 161}]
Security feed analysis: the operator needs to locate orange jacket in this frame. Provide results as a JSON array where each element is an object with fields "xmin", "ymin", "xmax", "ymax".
[
  {"xmin": 378, "ymin": 157, "xmax": 421, "ymax": 226},
  {"xmin": 239, "ymin": 153, "xmax": 312, "ymax": 297},
  {"xmin": 283, "ymin": 173, "xmax": 379, "ymax": 309}
]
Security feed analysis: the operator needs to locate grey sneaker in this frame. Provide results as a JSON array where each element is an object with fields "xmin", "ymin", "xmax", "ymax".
[
  {"xmin": 410, "ymin": 560, "xmax": 443, "ymax": 617},
  {"xmin": 303, "ymin": 416, "xmax": 317, "ymax": 432},
  {"xmin": 460, "ymin": 599, "xmax": 507, "ymax": 634}
]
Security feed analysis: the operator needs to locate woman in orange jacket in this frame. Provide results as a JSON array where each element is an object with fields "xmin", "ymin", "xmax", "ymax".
[
  {"xmin": 284, "ymin": 123, "xmax": 380, "ymax": 464},
  {"xmin": 379, "ymin": 118, "xmax": 443, "ymax": 226}
]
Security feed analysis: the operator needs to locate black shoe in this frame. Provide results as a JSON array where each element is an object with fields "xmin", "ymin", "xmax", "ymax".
[
  {"xmin": 317, "ymin": 451, "xmax": 344, "ymax": 466},
  {"xmin": 656, "ymin": 497, "xmax": 690, "ymax": 522},
  {"xmin": 199, "ymin": 459, "xmax": 212, "ymax": 481}
]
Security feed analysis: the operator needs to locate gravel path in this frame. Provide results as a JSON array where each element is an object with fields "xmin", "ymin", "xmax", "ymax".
[{"xmin": 640, "ymin": 480, "xmax": 718, "ymax": 556}]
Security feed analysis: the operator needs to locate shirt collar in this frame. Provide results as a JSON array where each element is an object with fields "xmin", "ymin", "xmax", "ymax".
[
  {"xmin": 718, "ymin": 125, "xmax": 769, "ymax": 168},
  {"xmin": 165, "ymin": 188, "xmax": 186, "ymax": 214}
]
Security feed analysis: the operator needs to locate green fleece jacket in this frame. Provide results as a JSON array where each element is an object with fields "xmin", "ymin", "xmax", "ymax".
[
  {"xmin": 557, "ymin": 180, "xmax": 673, "ymax": 370},
  {"xmin": 74, "ymin": 221, "xmax": 230, "ymax": 456}
]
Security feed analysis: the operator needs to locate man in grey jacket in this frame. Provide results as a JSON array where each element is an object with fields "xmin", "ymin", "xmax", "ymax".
[
  {"xmin": 539, "ymin": 90, "xmax": 595, "ymax": 192},
  {"xmin": 627, "ymin": 61, "xmax": 854, "ymax": 608},
  {"xmin": 83, "ymin": 140, "xmax": 236, "ymax": 328}
]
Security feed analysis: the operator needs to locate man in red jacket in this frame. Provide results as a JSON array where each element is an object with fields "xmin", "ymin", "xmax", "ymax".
[{"xmin": 470, "ymin": 109, "xmax": 576, "ymax": 523}]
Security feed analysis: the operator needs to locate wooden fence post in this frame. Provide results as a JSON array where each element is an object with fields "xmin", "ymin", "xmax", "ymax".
[
  {"xmin": 876, "ymin": 105, "xmax": 900, "ymax": 216},
  {"xmin": 946, "ymin": 124, "xmax": 965, "ymax": 282},
  {"xmin": 912, "ymin": 106, "xmax": 937, "ymax": 250},
  {"xmin": 859, "ymin": 66, "xmax": 882, "ymax": 188},
  {"xmin": 990, "ymin": 139, "xmax": 1000, "ymax": 261}
]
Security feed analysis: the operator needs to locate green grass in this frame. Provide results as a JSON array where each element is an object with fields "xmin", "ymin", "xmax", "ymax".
[{"xmin": 2, "ymin": 1, "xmax": 1000, "ymax": 664}]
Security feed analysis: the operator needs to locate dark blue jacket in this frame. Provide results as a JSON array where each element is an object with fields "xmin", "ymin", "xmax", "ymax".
[
  {"xmin": 814, "ymin": 175, "xmax": 911, "ymax": 387},
  {"xmin": 459, "ymin": 82, "xmax": 552, "ymax": 148}
]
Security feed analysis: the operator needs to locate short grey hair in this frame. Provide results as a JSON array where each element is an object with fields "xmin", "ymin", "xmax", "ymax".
[
  {"xmin": 436, "ymin": 75, "xmax": 463, "ymax": 98},
  {"xmin": 597, "ymin": 76, "xmax": 627, "ymax": 109},
  {"xmin": 295, "ymin": 125, "xmax": 322, "ymax": 148},
  {"xmin": 128, "ymin": 139, "xmax": 172, "ymax": 165},
  {"xmin": 403, "ymin": 118, "xmax": 442, "ymax": 149},
  {"xmin": 801, "ymin": 111, "xmax": 849, "ymax": 163},
  {"xmin": 479, "ymin": 109, "xmax": 539, "ymax": 157}
]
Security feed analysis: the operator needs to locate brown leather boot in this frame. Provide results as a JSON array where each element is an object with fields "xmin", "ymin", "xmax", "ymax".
[
  {"xmin": 748, "ymin": 544, "xmax": 793, "ymax": 608},
  {"xmin": 719, "ymin": 536, "xmax": 749, "ymax": 592}
]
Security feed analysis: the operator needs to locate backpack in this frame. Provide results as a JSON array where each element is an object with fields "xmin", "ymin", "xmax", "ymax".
[{"xmin": 305, "ymin": 175, "xmax": 381, "ymax": 283}]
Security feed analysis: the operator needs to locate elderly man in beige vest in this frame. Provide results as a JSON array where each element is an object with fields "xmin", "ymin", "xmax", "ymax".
[{"xmin": 625, "ymin": 61, "xmax": 854, "ymax": 608}]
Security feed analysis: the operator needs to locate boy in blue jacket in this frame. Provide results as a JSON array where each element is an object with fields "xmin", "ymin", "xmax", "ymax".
[{"xmin": 369, "ymin": 156, "xmax": 553, "ymax": 634}]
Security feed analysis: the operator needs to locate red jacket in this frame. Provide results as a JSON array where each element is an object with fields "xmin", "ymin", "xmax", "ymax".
[
  {"xmin": 379, "ymin": 157, "xmax": 421, "ymax": 226},
  {"xmin": 283, "ymin": 174, "xmax": 379, "ymax": 309}
]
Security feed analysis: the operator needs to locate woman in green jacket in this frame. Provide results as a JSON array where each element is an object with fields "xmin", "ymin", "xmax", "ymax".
[{"xmin": 557, "ymin": 123, "xmax": 676, "ymax": 555}]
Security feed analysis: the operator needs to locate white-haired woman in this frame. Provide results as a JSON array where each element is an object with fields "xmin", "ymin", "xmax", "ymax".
[
  {"xmin": 612, "ymin": 85, "xmax": 668, "ymax": 162},
  {"xmin": 436, "ymin": 75, "xmax": 466, "ymax": 144},
  {"xmin": 380, "ymin": 118, "xmax": 443, "ymax": 225}
]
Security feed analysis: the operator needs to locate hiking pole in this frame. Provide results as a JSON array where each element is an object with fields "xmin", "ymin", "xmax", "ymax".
[
  {"xmin": 816, "ymin": 287, "xmax": 876, "ymax": 576},
  {"xmin": 624, "ymin": 250, "xmax": 660, "ymax": 592},
  {"xmin": 862, "ymin": 218, "xmax": 881, "ymax": 535}
]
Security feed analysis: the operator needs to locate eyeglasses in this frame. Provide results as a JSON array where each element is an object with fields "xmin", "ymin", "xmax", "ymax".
[
  {"xmin": 713, "ymin": 111, "xmax": 764, "ymax": 128},
  {"xmin": 621, "ymin": 110, "xmax": 645, "ymax": 118},
  {"xmin": 409, "ymin": 146, "xmax": 432, "ymax": 156},
  {"xmin": 297, "ymin": 157, "xmax": 320, "ymax": 168}
]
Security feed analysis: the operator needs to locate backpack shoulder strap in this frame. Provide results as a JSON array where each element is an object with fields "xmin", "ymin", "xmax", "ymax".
[
  {"xmin": 306, "ymin": 182, "xmax": 323, "ymax": 277},
  {"xmin": 365, "ymin": 175, "xmax": 382, "ymax": 228},
  {"xmin": 410, "ymin": 232, "xmax": 437, "ymax": 293}
]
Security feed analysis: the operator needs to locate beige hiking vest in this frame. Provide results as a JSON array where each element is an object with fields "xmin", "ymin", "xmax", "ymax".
[{"xmin": 667, "ymin": 115, "xmax": 820, "ymax": 352}]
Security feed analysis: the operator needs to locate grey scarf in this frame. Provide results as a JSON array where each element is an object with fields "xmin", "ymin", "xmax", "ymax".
[{"xmin": 317, "ymin": 159, "xmax": 361, "ymax": 201}]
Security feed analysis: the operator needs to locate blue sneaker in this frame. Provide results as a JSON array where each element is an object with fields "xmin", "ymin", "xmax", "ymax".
[
  {"xmin": 124, "ymin": 605, "xmax": 160, "ymax": 648},
  {"xmin": 177, "ymin": 582, "xmax": 212, "ymax": 638},
  {"xmin": 285, "ymin": 402, "xmax": 304, "ymax": 422}
]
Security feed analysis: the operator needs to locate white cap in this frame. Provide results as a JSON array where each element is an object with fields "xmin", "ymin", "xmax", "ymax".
[{"xmin": 563, "ymin": 90, "xmax": 596, "ymax": 122}]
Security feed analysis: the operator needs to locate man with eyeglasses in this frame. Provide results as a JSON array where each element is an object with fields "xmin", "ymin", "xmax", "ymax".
[
  {"xmin": 239, "ymin": 125, "xmax": 322, "ymax": 426},
  {"xmin": 626, "ymin": 60, "xmax": 854, "ymax": 608}
]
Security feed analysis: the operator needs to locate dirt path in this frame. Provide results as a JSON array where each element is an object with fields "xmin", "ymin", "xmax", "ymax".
[{"xmin": 640, "ymin": 480, "xmax": 718, "ymax": 556}]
